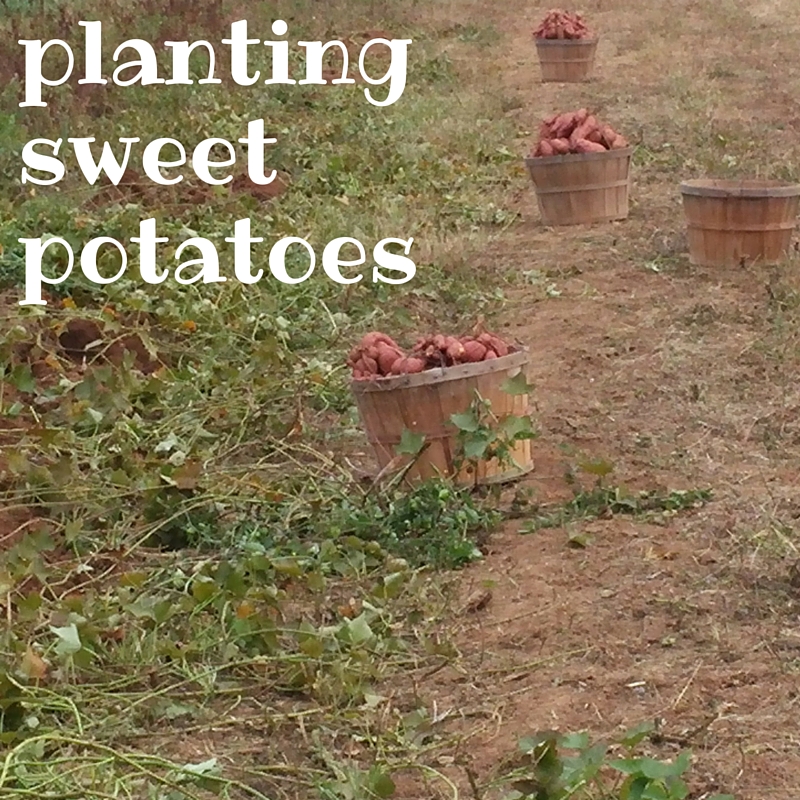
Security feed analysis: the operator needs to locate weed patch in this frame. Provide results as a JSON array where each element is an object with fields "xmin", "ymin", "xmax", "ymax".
[{"xmin": 520, "ymin": 486, "xmax": 713, "ymax": 534}]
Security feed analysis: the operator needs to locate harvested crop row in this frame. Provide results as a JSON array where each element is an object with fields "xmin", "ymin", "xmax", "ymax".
[
  {"xmin": 348, "ymin": 331, "xmax": 516, "ymax": 380},
  {"xmin": 529, "ymin": 108, "xmax": 628, "ymax": 157},
  {"xmin": 533, "ymin": 9, "xmax": 592, "ymax": 40}
]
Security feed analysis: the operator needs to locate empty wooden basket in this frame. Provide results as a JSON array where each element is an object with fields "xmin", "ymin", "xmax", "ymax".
[
  {"xmin": 680, "ymin": 179, "xmax": 800, "ymax": 267},
  {"xmin": 524, "ymin": 147, "xmax": 633, "ymax": 226},
  {"xmin": 350, "ymin": 348, "xmax": 534, "ymax": 487},
  {"xmin": 535, "ymin": 38, "xmax": 598, "ymax": 82}
]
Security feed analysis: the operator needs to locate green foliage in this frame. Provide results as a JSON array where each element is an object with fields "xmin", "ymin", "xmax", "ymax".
[
  {"xmin": 513, "ymin": 459, "xmax": 712, "ymax": 535},
  {"xmin": 369, "ymin": 479, "xmax": 497, "ymax": 568},
  {"xmin": 499, "ymin": 724, "xmax": 734, "ymax": 800},
  {"xmin": 450, "ymin": 385, "xmax": 538, "ymax": 484},
  {"xmin": 520, "ymin": 486, "xmax": 713, "ymax": 534},
  {"xmin": 292, "ymin": 478, "xmax": 499, "ymax": 570}
]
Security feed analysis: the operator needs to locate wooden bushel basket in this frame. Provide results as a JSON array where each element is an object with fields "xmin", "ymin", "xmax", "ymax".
[
  {"xmin": 535, "ymin": 38, "xmax": 598, "ymax": 83},
  {"xmin": 680, "ymin": 179, "xmax": 800, "ymax": 268},
  {"xmin": 350, "ymin": 348, "xmax": 534, "ymax": 487},
  {"xmin": 524, "ymin": 147, "xmax": 633, "ymax": 227}
]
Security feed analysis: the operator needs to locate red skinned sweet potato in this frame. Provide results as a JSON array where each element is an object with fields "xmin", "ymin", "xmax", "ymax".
[
  {"xmin": 538, "ymin": 139, "xmax": 555, "ymax": 156},
  {"xmin": 362, "ymin": 355, "xmax": 379, "ymax": 374},
  {"xmin": 551, "ymin": 111, "xmax": 578, "ymax": 138},
  {"xmin": 573, "ymin": 138, "xmax": 607, "ymax": 154},
  {"xmin": 539, "ymin": 116, "xmax": 558, "ymax": 139},
  {"xmin": 531, "ymin": 110, "xmax": 628, "ymax": 159},
  {"xmin": 462, "ymin": 341, "xmax": 488, "ymax": 362},
  {"xmin": 376, "ymin": 344, "xmax": 403, "ymax": 374},
  {"xmin": 390, "ymin": 356, "xmax": 426, "ymax": 375},
  {"xmin": 572, "ymin": 108, "xmax": 590, "ymax": 128},
  {"xmin": 352, "ymin": 354, "xmax": 380, "ymax": 380},
  {"xmin": 569, "ymin": 115, "xmax": 598, "ymax": 144},
  {"xmin": 402, "ymin": 357, "xmax": 426, "ymax": 374},
  {"xmin": 550, "ymin": 137, "xmax": 571, "ymax": 155},
  {"xmin": 359, "ymin": 332, "xmax": 399, "ymax": 349},
  {"xmin": 477, "ymin": 332, "xmax": 510, "ymax": 357},
  {"xmin": 533, "ymin": 10, "xmax": 592, "ymax": 40},
  {"xmin": 446, "ymin": 338, "xmax": 465, "ymax": 361},
  {"xmin": 350, "ymin": 329, "xmax": 515, "ymax": 379},
  {"xmin": 586, "ymin": 127, "xmax": 605, "ymax": 145}
]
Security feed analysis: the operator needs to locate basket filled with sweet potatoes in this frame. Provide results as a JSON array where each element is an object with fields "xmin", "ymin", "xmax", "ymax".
[
  {"xmin": 347, "ymin": 330, "xmax": 533, "ymax": 486},
  {"xmin": 533, "ymin": 9, "xmax": 597, "ymax": 82},
  {"xmin": 524, "ymin": 108, "xmax": 634, "ymax": 226}
]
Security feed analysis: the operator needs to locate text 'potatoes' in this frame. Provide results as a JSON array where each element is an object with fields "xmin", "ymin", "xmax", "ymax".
[{"xmin": 19, "ymin": 222, "xmax": 417, "ymax": 306}]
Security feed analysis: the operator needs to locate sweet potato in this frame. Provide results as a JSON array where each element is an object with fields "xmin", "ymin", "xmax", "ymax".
[
  {"xmin": 599, "ymin": 125, "xmax": 617, "ymax": 148},
  {"xmin": 462, "ymin": 340, "xmax": 488, "ymax": 362},
  {"xmin": 402, "ymin": 357, "xmax": 426, "ymax": 374},
  {"xmin": 362, "ymin": 355, "xmax": 379, "ymax": 374},
  {"xmin": 348, "ymin": 331, "xmax": 403, "ymax": 372},
  {"xmin": 352, "ymin": 354, "xmax": 380, "ymax": 380},
  {"xmin": 477, "ymin": 332, "xmax": 510, "ymax": 357},
  {"xmin": 412, "ymin": 335, "xmax": 437, "ymax": 354},
  {"xmin": 533, "ymin": 10, "xmax": 593, "ymax": 40},
  {"xmin": 376, "ymin": 342, "xmax": 404, "ymax": 374},
  {"xmin": 410, "ymin": 334, "xmax": 468, "ymax": 368},
  {"xmin": 390, "ymin": 356, "xmax": 426, "ymax": 375},
  {"xmin": 445, "ymin": 338, "xmax": 465, "ymax": 361},
  {"xmin": 569, "ymin": 115, "xmax": 598, "ymax": 144},
  {"xmin": 350, "ymin": 329, "xmax": 516, "ymax": 379},
  {"xmin": 551, "ymin": 111, "xmax": 578, "ymax": 138},
  {"xmin": 573, "ymin": 108, "xmax": 590, "ymax": 127},
  {"xmin": 573, "ymin": 138, "xmax": 607, "ymax": 154},
  {"xmin": 359, "ymin": 332, "xmax": 399, "ymax": 350},
  {"xmin": 388, "ymin": 357, "xmax": 405, "ymax": 375},
  {"xmin": 530, "ymin": 110, "xmax": 629, "ymax": 159},
  {"xmin": 586, "ymin": 127, "xmax": 605, "ymax": 145},
  {"xmin": 539, "ymin": 115, "xmax": 558, "ymax": 140}
]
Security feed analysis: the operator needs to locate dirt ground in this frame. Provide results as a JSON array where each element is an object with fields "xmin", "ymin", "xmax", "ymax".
[{"xmin": 412, "ymin": 0, "xmax": 800, "ymax": 797}]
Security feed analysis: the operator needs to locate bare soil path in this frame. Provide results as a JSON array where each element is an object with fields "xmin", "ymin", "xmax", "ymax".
[{"xmin": 415, "ymin": 0, "xmax": 800, "ymax": 797}]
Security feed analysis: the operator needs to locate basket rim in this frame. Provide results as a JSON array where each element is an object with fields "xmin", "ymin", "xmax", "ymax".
[
  {"xmin": 524, "ymin": 146, "xmax": 634, "ymax": 166},
  {"xmin": 350, "ymin": 346, "xmax": 530, "ymax": 393},
  {"xmin": 680, "ymin": 178, "xmax": 800, "ymax": 198},
  {"xmin": 534, "ymin": 37, "xmax": 599, "ymax": 46}
]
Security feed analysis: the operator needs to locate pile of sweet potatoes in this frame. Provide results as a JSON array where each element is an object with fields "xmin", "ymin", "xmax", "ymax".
[
  {"xmin": 530, "ymin": 108, "xmax": 628, "ymax": 157},
  {"xmin": 533, "ymin": 9, "xmax": 592, "ymax": 40},
  {"xmin": 348, "ymin": 331, "xmax": 516, "ymax": 380}
]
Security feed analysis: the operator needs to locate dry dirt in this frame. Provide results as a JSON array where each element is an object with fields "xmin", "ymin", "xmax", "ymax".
[{"xmin": 406, "ymin": 0, "xmax": 800, "ymax": 797}]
